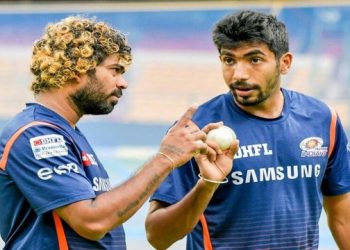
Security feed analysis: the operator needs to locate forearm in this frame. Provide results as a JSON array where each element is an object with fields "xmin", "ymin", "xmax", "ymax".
[
  {"xmin": 56, "ymin": 153, "xmax": 173, "ymax": 240},
  {"xmin": 146, "ymin": 179, "xmax": 219, "ymax": 250},
  {"xmin": 324, "ymin": 193, "xmax": 350, "ymax": 250},
  {"xmin": 328, "ymin": 217, "xmax": 350, "ymax": 249}
]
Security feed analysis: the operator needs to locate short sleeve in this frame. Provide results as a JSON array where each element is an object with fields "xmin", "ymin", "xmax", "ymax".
[
  {"xmin": 6, "ymin": 125, "xmax": 96, "ymax": 215},
  {"xmin": 321, "ymin": 116, "xmax": 350, "ymax": 195}
]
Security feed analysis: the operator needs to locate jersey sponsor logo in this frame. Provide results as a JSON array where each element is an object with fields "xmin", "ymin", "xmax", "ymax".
[
  {"xmin": 234, "ymin": 143, "xmax": 273, "ymax": 159},
  {"xmin": 300, "ymin": 137, "xmax": 327, "ymax": 157},
  {"xmin": 30, "ymin": 134, "xmax": 68, "ymax": 160},
  {"xmin": 231, "ymin": 164, "xmax": 321, "ymax": 185},
  {"xmin": 81, "ymin": 152, "xmax": 98, "ymax": 166},
  {"xmin": 92, "ymin": 177, "xmax": 112, "ymax": 192},
  {"xmin": 37, "ymin": 162, "xmax": 80, "ymax": 180}
]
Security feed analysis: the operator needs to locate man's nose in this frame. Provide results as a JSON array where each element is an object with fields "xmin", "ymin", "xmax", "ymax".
[
  {"xmin": 232, "ymin": 63, "xmax": 249, "ymax": 82},
  {"xmin": 116, "ymin": 75, "xmax": 128, "ymax": 89}
]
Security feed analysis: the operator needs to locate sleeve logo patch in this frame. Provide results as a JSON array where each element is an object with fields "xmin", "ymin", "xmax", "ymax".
[{"xmin": 30, "ymin": 134, "xmax": 68, "ymax": 160}]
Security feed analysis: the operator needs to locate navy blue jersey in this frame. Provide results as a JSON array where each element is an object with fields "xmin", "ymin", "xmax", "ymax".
[
  {"xmin": 0, "ymin": 103, "xmax": 126, "ymax": 250},
  {"xmin": 151, "ymin": 88, "xmax": 350, "ymax": 250}
]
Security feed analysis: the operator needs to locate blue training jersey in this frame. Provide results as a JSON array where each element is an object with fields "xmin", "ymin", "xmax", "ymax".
[
  {"xmin": 151, "ymin": 88, "xmax": 350, "ymax": 250},
  {"xmin": 0, "ymin": 103, "xmax": 126, "ymax": 250}
]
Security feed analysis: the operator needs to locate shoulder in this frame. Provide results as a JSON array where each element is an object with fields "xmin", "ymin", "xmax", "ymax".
[
  {"xmin": 0, "ymin": 107, "xmax": 36, "ymax": 146},
  {"xmin": 0, "ymin": 106, "xmax": 74, "ymax": 158},
  {"xmin": 1, "ymin": 103, "xmax": 73, "ymax": 141},
  {"xmin": 285, "ymin": 88, "xmax": 328, "ymax": 107},
  {"xmin": 284, "ymin": 88, "xmax": 333, "ymax": 118}
]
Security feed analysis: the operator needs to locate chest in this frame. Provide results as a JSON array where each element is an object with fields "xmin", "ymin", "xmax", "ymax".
[{"xmin": 228, "ymin": 119, "xmax": 330, "ymax": 186}]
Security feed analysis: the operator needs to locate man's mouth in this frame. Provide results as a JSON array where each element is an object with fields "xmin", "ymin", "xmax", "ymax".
[
  {"xmin": 234, "ymin": 86, "xmax": 253, "ymax": 91},
  {"xmin": 112, "ymin": 89, "xmax": 123, "ymax": 98},
  {"xmin": 230, "ymin": 83, "xmax": 257, "ymax": 97}
]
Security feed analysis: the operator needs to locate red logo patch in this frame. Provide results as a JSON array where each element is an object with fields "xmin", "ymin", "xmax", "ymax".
[{"xmin": 82, "ymin": 152, "xmax": 92, "ymax": 166}]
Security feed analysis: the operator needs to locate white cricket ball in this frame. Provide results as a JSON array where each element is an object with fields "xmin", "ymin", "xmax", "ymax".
[{"xmin": 207, "ymin": 126, "xmax": 236, "ymax": 150}]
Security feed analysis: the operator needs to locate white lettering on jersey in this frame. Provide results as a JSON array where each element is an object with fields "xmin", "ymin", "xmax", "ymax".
[
  {"xmin": 231, "ymin": 164, "xmax": 321, "ymax": 185},
  {"xmin": 235, "ymin": 143, "xmax": 273, "ymax": 159},
  {"xmin": 30, "ymin": 134, "xmax": 68, "ymax": 160},
  {"xmin": 92, "ymin": 177, "xmax": 112, "ymax": 192},
  {"xmin": 37, "ymin": 163, "xmax": 79, "ymax": 180}
]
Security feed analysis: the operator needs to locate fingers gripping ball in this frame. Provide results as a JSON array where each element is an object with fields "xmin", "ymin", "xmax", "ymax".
[{"xmin": 207, "ymin": 126, "xmax": 236, "ymax": 150}]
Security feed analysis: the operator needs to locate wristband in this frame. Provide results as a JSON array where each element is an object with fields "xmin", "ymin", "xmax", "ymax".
[
  {"xmin": 198, "ymin": 173, "xmax": 228, "ymax": 184},
  {"xmin": 157, "ymin": 152, "xmax": 175, "ymax": 171}
]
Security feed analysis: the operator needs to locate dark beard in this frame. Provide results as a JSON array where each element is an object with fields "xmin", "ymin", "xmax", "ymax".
[
  {"xmin": 70, "ymin": 75, "xmax": 122, "ymax": 115},
  {"xmin": 230, "ymin": 68, "xmax": 280, "ymax": 106},
  {"xmin": 231, "ymin": 84, "xmax": 272, "ymax": 106}
]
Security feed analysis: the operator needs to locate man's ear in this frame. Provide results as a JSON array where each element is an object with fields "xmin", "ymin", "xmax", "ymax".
[
  {"xmin": 73, "ymin": 72, "xmax": 87, "ymax": 85},
  {"xmin": 280, "ymin": 52, "xmax": 293, "ymax": 75}
]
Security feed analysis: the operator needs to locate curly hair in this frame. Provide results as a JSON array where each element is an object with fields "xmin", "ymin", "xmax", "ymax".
[
  {"xmin": 30, "ymin": 16, "xmax": 132, "ymax": 94},
  {"xmin": 212, "ymin": 10, "xmax": 289, "ymax": 59}
]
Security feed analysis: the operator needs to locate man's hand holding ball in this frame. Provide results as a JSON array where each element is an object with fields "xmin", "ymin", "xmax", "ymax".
[
  {"xmin": 195, "ymin": 123, "xmax": 239, "ymax": 185},
  {"xmin": 207, "ymin": 125, "xmax": 236, "ymax": 151}
]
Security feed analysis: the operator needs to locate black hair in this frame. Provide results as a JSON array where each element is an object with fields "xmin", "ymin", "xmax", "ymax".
[{"xmin": 212, "ymin": 10, "xmax": 289, "ymax": 59}]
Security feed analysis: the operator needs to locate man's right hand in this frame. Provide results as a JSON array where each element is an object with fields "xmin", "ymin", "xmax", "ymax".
[{"xmin": 158, "ymin": 105, "xmax": 208, "ymax": 168}]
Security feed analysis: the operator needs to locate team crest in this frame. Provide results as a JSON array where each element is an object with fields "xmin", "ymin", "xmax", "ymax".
[{"xmin": 300, "ymin": 137, "xmax": 328, "ymax": 157}]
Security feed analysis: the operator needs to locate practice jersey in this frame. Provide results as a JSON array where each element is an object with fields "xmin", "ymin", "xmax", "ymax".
[
  {"xmin": 0, "ymin": 103, "xmax": 126, "ymax": 250},
  {"xmin": 151, "ymin": 88, "xmax": 350, "ymax": 250}
]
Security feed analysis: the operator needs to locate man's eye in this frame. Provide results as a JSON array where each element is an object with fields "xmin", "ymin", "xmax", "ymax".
[
  {"xmin": 223, "ymin": 57, "xmax": 234, "ymax": 65},
  {"xmin": 251, "ymin": 57, "xmax": 262, "ymax": 64},
  {"xmin": 113, "ymin": 67, "xmax": 125, "ymax": 74}
]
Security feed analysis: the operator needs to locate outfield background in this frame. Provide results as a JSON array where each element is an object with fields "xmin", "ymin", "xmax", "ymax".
[{"xmin": 1, "ymin": 0, "xmax": 350, "ymax": 249}]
